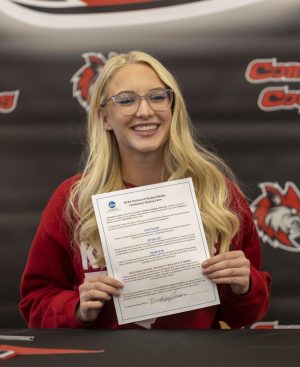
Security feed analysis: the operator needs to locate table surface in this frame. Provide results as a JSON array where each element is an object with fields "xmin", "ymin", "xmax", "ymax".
[{"xmin": 1, "ymin": 328, "xmax": 300, "ymax": 367}]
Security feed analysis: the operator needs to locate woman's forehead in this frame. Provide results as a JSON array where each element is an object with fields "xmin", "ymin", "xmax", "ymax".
[{"xmin": 107, "ymin": 63, "xmax": 165, "ymax": 95}]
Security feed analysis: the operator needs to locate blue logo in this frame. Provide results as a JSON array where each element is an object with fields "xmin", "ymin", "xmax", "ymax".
[{"xmin": 108, "ymin": 201, "xmax": 116, "ymax": 209}]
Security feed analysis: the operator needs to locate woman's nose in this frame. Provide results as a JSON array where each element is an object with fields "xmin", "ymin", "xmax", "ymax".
[{"xmin": 135, "ymin": 97, "xmax": 154, "ymax": 117}]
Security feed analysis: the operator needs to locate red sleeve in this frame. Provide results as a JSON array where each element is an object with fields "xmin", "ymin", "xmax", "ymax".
[
  {"xmin": 217, "ymin": 182, "xmax": 272, "ymax": 328},
  {"xmin": 19, "ymin": 176, "xmax": 89, "ymax": 328}
]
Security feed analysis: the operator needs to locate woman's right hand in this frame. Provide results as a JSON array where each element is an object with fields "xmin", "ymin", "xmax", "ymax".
[{"xmin": 76, "ymin": 274, "xmax": 123, "ymax": 323}]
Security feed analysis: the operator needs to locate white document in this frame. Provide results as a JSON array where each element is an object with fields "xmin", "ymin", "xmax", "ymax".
[{"xmin": 92, "ymin": 178, "xmax": 219, "ymax": 325}]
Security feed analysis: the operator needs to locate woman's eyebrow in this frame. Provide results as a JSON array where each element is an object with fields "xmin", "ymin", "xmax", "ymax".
[{"xmin": 113, "ymin": 87, "xmax": 166, "ymax": 95}]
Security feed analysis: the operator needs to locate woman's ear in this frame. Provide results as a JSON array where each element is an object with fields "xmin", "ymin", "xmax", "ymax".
[{"xmin": 98, "ymin": 108, "xmax": 112, "ymax": 130}]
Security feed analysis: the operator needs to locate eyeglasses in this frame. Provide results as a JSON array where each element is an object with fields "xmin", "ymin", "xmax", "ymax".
[{"xmin": 101, "ymin": 88, "xmax": 174, "ymax": 115}]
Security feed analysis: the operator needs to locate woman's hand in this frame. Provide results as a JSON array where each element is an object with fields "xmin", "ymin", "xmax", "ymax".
[
  {"xmin": 201, "ymin": 250, "xmax": 251, "ymax": 295},
  {"xmin": 76, "ymin": 274, "xmax": 123, "ymax": 323}
]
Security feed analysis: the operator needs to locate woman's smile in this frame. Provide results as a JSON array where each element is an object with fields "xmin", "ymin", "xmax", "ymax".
[{"xmin": 131, "ymin": 123, "xmax": 160, "ymax": 134}]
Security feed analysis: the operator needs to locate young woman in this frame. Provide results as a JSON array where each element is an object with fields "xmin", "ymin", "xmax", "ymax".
[{"xmin": 20, "ymin": 51, "xmax": 271, "ymax": 329}]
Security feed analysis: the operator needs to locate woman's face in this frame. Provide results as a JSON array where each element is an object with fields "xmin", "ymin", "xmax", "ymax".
[{"xmin": 102, "ymin": 63, "xmax": 172, "ymax": 160}]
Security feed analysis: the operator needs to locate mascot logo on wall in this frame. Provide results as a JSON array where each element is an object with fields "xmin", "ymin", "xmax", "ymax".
[
  {"xmin": 71, "ymin": 52, "xmax": 117, "ymax": 111},
  {"xmin": 251, "ymin": 182, "xmax": 300, "ymax": 252},
  {"xmin": 0, "ymin": 90, "xmax": 19, "ymax": 113},
  {"xmin": 0, "ymin": 0, "xmax": 266, "ymax": 28}
]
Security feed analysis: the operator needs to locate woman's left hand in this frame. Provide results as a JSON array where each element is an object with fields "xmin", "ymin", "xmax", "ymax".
[{"xmin": 201, "ymin": 250, "xmax": 251, "ymax": 295}]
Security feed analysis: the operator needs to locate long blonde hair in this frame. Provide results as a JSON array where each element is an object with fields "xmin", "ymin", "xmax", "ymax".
[{"xmin": 66, "ymin": 50, "xmax": 240, "ymax": 266}]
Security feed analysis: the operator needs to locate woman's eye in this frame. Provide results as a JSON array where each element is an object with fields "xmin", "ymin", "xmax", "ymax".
[
  {"xmin": 117, "ymin": 94, "xmax": 136, "ymax": 105},
  {"xmin": 119, "ymin": 99, "xmax": 134, "ymax": 105},
  {"xmin": 150, "ymin": 94, "xmax": 167, "ymax": 103}
]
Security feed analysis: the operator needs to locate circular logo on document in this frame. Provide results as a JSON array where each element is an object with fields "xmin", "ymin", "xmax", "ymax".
[{"xmin": 108, "ymin": 201, "xmax": 116, "ymax": 209}]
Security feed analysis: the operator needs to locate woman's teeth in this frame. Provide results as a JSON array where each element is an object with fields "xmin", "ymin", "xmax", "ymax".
[{"xmin": 133, "ymin": 124, "xmax": 158, "ymax": 131}]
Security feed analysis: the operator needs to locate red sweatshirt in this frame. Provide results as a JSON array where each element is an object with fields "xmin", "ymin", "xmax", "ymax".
[{"xmin": 20, "ymin": 176, "xmax": 271, "ymax": 329}]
